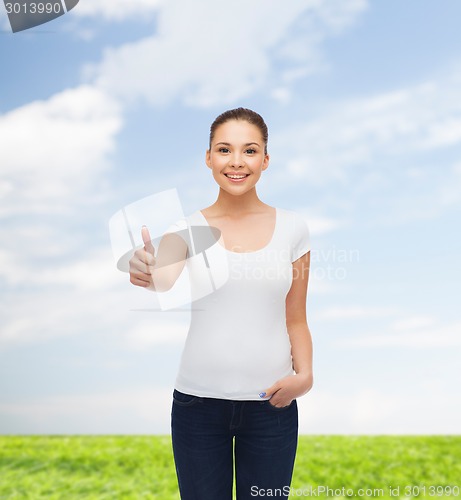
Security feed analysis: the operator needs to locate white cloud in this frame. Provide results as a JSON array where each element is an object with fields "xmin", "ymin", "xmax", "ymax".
[
  {"xmin": 0, "ymin": 85, "xmax": 122, "ymax": 217},
  {"xmin": 0, "ymin": 219, "xmax": 192, "ymax": 352},
  {"xmin": 0, "ymin": 386, "xmax": 175, "ymax": 434},
  {"xmin": 304, "ymin": 214, "xmax": 344, "ymax": 235},
  {"xmin": 2, "ymin": 383, "xmax": 459, "ymax": 435},
  {"xmin": 118, "ymin": 318, "xmax": 189, "ymax": 350},
  {"xmin": 84, "ymin": 0, "xmax": 367, "ymax": 108},
  {"xmin": 270, "ymin": 68, "xmax": 461, "ymax": 188},
  {"xmin": 0, "ymin": 83, "xmax": 131, "ymax": 353},
  {"xmin": 316, "ymin": 305, "xmax": 397, "ymax": 321},
  {"xmin": 264, "ymin": 64, "xmax": 461, "ymax": 227},
  {"xmin": 270, "ymin": 87, "xmax": 292, "ymax": 105},
  {"xmin": 391, "ymin": 315, "xmax": 436, "ymax": 331},
  {"xmin": 0, "ymin": 269, "xmax": 190, "ymax": 351},
  {"xmin": 313, "ymin": 307, "xmax": 461, "ymax": 350},
  {"xmin": 0, "ymin": 285, "xmax": 117, "ymax": 349},
  {"xmin": 0, "ymin": 243, "xmax": 117, "ymax": 288},
  {"xmin": 74, "ymin": 0, "xmax": 163, "ymax": 21},
  {"xmin": 334, "ymin": 319, "xmax": 461, "ymax": 348},
  {"xmin": 298, "ymin": 387, "xmax": 461, "ymax": 434}
]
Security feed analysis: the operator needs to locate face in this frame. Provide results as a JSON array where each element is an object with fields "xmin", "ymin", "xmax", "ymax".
[{"xmin": 206, "ymin": 119, "xmax": 269, "ymax": 195}]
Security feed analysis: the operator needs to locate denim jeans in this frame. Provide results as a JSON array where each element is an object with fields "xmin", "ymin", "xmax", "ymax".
[{"xmin": 171, "ymin": 389, "xmax": 298, "ymax": 499}]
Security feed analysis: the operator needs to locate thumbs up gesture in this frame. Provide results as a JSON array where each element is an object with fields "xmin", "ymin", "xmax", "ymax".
[
  {"xmin": 141, "ymin": 226, "xmax": 155, "ymax": 256},
  {"xmin": 129, "ymin": 226, "xmax": 157, "ymax": 289}
]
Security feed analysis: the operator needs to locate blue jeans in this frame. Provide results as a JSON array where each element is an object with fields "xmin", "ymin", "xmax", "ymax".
[{"xmin": 171, "ymin": 389, "xmax": 298, "ymax": 499}]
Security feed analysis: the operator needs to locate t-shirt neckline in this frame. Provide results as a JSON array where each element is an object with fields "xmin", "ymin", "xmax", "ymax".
[{"xmin": 196, "ymin": 207, "xmax": 278, "ymax": 255}]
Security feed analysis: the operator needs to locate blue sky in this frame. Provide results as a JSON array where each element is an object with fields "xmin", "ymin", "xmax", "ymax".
[{"xmin": 1, "ymin": 0, "xmax": 460, "ymax": 435}]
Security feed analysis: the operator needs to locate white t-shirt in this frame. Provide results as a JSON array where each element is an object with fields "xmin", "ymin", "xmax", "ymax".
[{"xmin": 164, "ymin": 207, "xmax": 310, "ymax": 401}]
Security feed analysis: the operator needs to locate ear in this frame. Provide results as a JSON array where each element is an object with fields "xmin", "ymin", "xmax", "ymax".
[
  {"xmin": 205, "ymin": 149, "xmax": 212, "ymax": 169},
  {"xmin": 261, "ymin": 153, "xmax": 270, "ymax": 171}
]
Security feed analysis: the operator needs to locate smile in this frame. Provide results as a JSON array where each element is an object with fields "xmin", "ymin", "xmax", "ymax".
[{"xmin": 224, "ymin": 173, "xmax": 250, "ymax": 183}]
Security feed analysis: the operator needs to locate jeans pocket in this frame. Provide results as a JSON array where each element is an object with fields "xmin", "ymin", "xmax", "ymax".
[
  {"xmin": 265, "ymin": 399, "xmax": 295, "ymax": 411},
  {"xmin": 173, "ymin": 389, "xmax": 203, "ymax": 407}
]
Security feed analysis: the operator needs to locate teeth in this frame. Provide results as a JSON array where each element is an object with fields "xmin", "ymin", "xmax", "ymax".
[{"xmin": 226, "ymin": 174, "xmax": 246, "ymax": 179}]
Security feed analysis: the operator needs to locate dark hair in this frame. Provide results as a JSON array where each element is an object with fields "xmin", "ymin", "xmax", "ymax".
[{"xmin": 209, "ymin": 107, "xmax": 268, "ymax": 154}]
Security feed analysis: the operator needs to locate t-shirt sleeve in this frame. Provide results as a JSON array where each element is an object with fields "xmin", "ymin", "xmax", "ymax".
[
  {"xmin": 291, "ymin": 212, "xmax": 311, "ymax": 262},
  {"xmin": 164, "ymin": 217, "xmax": 188, "ymax": 236}
]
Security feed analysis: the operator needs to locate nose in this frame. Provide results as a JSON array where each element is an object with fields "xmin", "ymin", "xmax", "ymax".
[{"xmin": 229, "ymin": 152, "xmax": 245, "ymax": 168}]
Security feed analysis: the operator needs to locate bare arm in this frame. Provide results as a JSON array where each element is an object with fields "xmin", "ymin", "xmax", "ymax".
[
  {"xmin": 285, "ymin": 250, "xmax": 313, "ymax": 390},
  {"xmin": 261, "ymin": 250, "xmax": 313, "ymax": 407}
]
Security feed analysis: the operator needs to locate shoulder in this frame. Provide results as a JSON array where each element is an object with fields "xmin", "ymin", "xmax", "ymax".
[
  {"xmin": 164, "ymin": 210, "xmax": 203, "ymax": 231},
  {"xmin": 277, "ymin": 208, "xmax": 311, "ymax": 260},
  {"xmin": 164, "ymin": 216, "xmax": 188, "ymax": 233},
  {"xmin": 276, "ymin": 207, "xmax": 310, "ymax": 227}
]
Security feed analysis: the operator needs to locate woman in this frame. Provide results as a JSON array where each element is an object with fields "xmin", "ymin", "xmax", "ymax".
[{"xmin": 129, "ymin": 108, "xmax": 313, "ymax": 499}]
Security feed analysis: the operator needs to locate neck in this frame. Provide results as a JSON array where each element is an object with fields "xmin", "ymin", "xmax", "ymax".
[{"xmin": 211, "ymin": 187, "xmax": 267, "ymax": 215}]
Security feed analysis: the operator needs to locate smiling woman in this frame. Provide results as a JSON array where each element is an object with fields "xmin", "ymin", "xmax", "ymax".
[
  {"xmin": 203, "ymin": 110, "xmax": 271, "ymax": 223},
  {"xmin": 128, "ymin": 107, "xmax": 312, "ymax": 500}
]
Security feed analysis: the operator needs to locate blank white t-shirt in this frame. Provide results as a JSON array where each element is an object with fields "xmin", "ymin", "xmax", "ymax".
[{"xmin": 164, "ymin": 207, "xmax": 310, "ymax": 401}]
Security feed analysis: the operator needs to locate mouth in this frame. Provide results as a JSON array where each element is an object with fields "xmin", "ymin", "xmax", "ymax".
[{"xmin": 224, "ymin": 173, "xmax": 250, "ymax": 183}]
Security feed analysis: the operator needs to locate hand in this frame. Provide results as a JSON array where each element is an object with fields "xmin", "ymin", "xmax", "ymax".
[
  {"xmin": 129, "ymin": 226, "xmax": 156, "ymax": 289},
  {"xmin": 261, "ymin": 373, "xmax": 313, "ymax": 408}
]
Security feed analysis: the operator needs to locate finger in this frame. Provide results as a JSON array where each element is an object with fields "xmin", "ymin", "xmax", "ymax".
[
  {"xmin": 130, "ymin": 269, "xmax": 152, "ymax": 282},
  {"xmin": 131, "ymin": 251, "xmax": 156, "ymax": 271},
  {"xmin": 130, "ymin": 275, "xmax": 151, "ymax": 287},
  {"xmin": 141, "ymin": 226, "xmax": 155, "ymax": 255},
  {"xmin": 259, "ymin": 383, "xmax": 278, "ymax": 398},
  {"xmin": 129, "ymin": 265, "xmax": 152, "ymax": 280}
]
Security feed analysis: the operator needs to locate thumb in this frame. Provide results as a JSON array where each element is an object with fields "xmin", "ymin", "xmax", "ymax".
[
  {"xmin": 259, "ymin": 382, "xmax": 279, "ymax": 399},
  {"xmin": 141, "ymin": 226, "xmax": 155, "ymax": 255}
]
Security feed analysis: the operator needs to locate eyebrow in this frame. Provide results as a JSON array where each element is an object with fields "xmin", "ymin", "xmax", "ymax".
[{"xmin": 215, "ymin": 142, "xmax": 260, "ymax": 147}]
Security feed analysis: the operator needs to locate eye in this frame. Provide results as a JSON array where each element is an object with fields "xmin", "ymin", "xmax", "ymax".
[
  {"xmin": 245, "ymin": 148, "xmax": 256, "ymax": 154},
  {"xmin": 218, "ymin": 147, "xmax": 230, "ymax": 153}
]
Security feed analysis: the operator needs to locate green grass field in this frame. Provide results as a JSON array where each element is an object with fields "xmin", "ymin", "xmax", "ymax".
[{"xmin": 0, "ymin": 436, "xmax": 460, "ymax": 499}]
